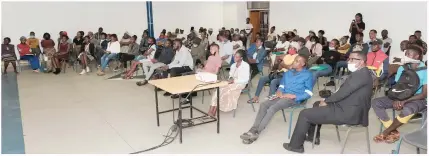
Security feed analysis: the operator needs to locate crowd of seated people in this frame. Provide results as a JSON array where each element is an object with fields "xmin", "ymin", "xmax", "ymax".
[{"xmin": 2, "ymin": 14, "xmax": 428, "ymax": 154}]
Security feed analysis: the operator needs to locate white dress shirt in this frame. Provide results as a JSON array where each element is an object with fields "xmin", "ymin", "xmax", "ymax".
[
  {"xmin": 147, "ymin": 44, "xmax": 157, "ymax": 59},
  {"xmin": 217, "ymin": 40, "xmax": 234, "ymax": 64},
  {"xmin": 275, "ymin": 41, "xmax": 290, "ymax": 53},
  {"xmin": 106, "ymin": 41, "xmax": 120, "ymax": 53},
  {"xmin": 229, "ymin": 61, "xmax": 250, "ymax": 85},
  {"xmin": 208, "ymin": 33, "xmax": 217, "ymax": 45},
  {"xmin": 168, "ymin": 46, "xmax": 194, "ymax": 69},
  {"xmin": 232, "ymin": 40, "xmax": 244, "ymax": 54},
  {"xmin": 245, "ymin": 23, "xmax": 253, "ymax": 34}
]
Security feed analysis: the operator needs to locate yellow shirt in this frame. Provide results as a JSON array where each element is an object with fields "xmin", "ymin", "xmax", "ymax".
[
  {"xmin": 280, "ymin": 54, "xmax": 298, "ymax": 72},
  {"xmin": 338, "ymin": 43, "xmax": 350, "ymax": 54},
  {"xmin": 27, "ymin": 38, "xmax": 40, "ymax": 49}
]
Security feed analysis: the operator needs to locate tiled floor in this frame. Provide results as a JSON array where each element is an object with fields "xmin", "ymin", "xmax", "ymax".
[{"xmin": 11, "ymin": 67, "xmax": 426, "ymax": 154}]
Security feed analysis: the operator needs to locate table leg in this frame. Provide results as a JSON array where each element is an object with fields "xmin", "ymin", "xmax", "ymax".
[
  {"xmin": 155, "ymin": 87, "xmax": 160, "ymax": 127},
  {"xmin": 178, "ymin": 95, "xmax": 183, "ymax": 143},
  {"xmin": 190, "ymin": 93, "xmax": 193, "ymax": 118},
  {"xmin": 217, "ymin": 87, "xmax": 220, "ymax": 134}
]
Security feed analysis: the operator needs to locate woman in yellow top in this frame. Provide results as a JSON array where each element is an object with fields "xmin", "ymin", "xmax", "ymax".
[
  {"xmin": 26, "ymin": 31, "xmax": 41, "ymax": 57},
  {"xmin": 338, "ymin": 36, "xmax": 351, "ymax": 54}
]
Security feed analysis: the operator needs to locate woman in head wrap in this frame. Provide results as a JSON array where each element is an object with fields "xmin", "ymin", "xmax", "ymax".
[
  {"xmin": 1, "ymin": 37, "xmax": 18, "ymax": 74},
  {"xmin": 17, "ymin": 36, "xmax": 40, "ymax": 72},
  {"xmin": 41, "ymin": 33, "xmax": 59, "ymax": 74}
]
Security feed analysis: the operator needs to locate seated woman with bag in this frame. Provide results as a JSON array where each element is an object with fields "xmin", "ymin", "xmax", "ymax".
[{"xmin": 17, "ymin": 36, "xmax": 40, "ymax": 73}]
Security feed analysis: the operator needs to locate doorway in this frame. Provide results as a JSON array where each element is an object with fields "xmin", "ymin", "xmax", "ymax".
[{"xmin": 249, "ymin": 10, "xmax": 269, "ymax": 43}]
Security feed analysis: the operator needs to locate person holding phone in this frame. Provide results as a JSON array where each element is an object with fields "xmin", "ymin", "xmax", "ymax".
[{"xmin": 349, "ymin": 13, "xmax": 365, "ymax": 45}]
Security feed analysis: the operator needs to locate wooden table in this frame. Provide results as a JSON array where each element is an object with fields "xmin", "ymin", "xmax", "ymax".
[{"xmin": 148, "ymin": 75, "xmax": 228, "ymax": 143}]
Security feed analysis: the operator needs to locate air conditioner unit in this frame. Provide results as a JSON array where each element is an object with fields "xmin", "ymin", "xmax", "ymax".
[{"xmin": 247, "ymin": 1, "xmax": 269, "ymax": 9}]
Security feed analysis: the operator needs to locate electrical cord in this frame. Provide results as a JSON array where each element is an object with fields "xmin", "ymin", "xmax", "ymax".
[{"xmin": 130, "ymin": 81, "xmax": 220, "ymax": 154}]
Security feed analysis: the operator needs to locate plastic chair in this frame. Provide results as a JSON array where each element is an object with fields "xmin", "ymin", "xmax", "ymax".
[
  {"xmin": 233, "ymin": 70, "xmax": 257, "ymax": 117},
  {"xmin": 281, "ymin": 100, "xmax": 308, "ymax": 139},
  {"xmin": 392, "ymin": 110, "xmax": 427, "ymax": 154},
  {"xmin": 312, "ymin": 124, "xmax": 371, "ymax": 154}
]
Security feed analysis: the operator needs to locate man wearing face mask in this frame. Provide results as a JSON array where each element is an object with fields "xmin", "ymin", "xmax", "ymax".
[
  {"xmin": 372, "ymin": 45, "xmax": 427, "ymax": 144},
  {"xmin": 284, "ymin": 51, "xmax": 373, "ymax": 153},
  {"xmin": 312, "ymin": 39, "xmax": 341, "ymax": 86}
]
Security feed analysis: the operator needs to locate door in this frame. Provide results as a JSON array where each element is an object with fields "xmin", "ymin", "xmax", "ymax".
[{"xmin": 249, "ymin": 11, "xmax": 260, "ymax": 43}]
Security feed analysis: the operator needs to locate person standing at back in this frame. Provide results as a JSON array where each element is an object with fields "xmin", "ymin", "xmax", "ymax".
[
  {"xmin": 245, "ymin": 18, "xmax": 254, "ymax": 49},
  {"xmin": 349, "ymin": 13, "xmax": 365, "ymax": 45}
]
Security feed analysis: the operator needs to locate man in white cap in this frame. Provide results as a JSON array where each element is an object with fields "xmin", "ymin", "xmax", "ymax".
[{"xmin": 208, "ymin": 28, "xmax": 217, "ymax": 45}]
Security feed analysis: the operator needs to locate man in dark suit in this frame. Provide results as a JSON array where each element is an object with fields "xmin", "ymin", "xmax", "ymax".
[{"xmin": 283, "ymin": 51, "xmax": 374, "ymax": 153}]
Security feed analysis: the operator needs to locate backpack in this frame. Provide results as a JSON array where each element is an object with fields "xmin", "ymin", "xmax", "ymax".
[{"xmin": 387, "ymin": 64, "xmax": 426, "ymax": 101}]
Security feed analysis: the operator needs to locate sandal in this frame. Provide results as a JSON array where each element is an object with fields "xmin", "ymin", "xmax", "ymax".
[
  {"xmin": 385, "ymin": 131, "xmax": 401, "ymax": 144},
  {"xmin": 247, "ymin": 98, "xmax": 259, "ymax": 104},
  {"xmin": 373, "ymin": 134, "xmax": 387, "ymax": 143}
]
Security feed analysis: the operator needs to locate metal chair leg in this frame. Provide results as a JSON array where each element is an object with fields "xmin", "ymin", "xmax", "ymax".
[
  {"xmin": 247, "ymin": 91, "xmax": 255, "ymax": 112},
  {"xmin": 312, "ymin": 125, "xmax": 318, "ymax": 149},
  {"xmin": 392, "ymin": 137, "xmax": 403, "ymax": 154},
  {"xmin": 202, "ymin": 90, "xmax": 205, "ymax": 105},
  {"xmin": 233, "ymin": 109, "xmax": 236, "ymax": 118},
  {"xmin": 288, "ymin": 110, "xmax": 295, "ymax": 139},
  {"xmin": 281, "ymin": 109, "xmax": 286, "ymax": 122},
  {"xmin": 336, "ymin": 125, "xmax": 341, "ymax": 142},
  {"xmin": 365, "ymin": 127, "xmax": 371, "ymax": 154},
  {"xmin": 416, "ymin": 147, "xmax": 420, "ymax": 154},
  {"xmin": 340, "ymin": 127, "xmax": 352, "ymax": 154}
]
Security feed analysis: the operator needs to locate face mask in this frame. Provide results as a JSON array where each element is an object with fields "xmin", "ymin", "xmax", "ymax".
[
  {"xmin": 30, "ymin": 35, "xmax": 35, "ymax": 38},
  {"xmin": 240, "ymin": 33, "xmax": 244, "ymax": 37},
  {"xmin": 329, "ymin": 47, "xmax": 335, "ymax": 51},
  {"xmin": 402, "ymin": 57, "xmax": 421, "ymax": 64},
  {"xmin": 311, "ymin": 41, "xmax": 316, "ymax": 44},
  {"xmin": 348, "ymin": 63, "xmax": 358, "ymax": 72},
  {"xmin": 193, "ymin": 44, "xmax": 198, "ymax": 48}
]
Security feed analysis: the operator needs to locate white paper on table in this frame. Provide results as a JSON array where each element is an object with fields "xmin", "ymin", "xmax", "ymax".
[{"xmin": 195, "ymin": 72, "xmax": 218, "ymax": 83}]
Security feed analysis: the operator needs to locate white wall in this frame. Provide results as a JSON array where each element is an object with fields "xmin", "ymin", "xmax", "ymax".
[
  {"xmin": 1, "ymin": 1, "xmax": 148, "ymax": 44},
  {"xmin": 151, "ymin": 1, "xmax": 224, "ymax": 36},
  {"xmin": 1, "ymin": 1, "xmax": 250, "ymax": 44},
  {"xmin": 270, "ymin": 1, "xmax": 427, "ymax": 54},
  {"xmin": 222, "ymin": 1, "xmax": 249, "ymax": 30}
]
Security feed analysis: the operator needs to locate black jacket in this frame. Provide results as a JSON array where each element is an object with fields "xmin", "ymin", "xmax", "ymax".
[
  {"xmin": 325, "ymin": 67, "xmax": 373, "ymax": 126},
  {"xmin": 157, "ymin": 47, "xmax": 175, "ymax": 64}
]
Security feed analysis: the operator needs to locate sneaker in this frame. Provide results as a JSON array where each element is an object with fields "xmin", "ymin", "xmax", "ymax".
[
  {"xmin": 79, "ymin": 70, "xmax": 86, "ymax": 75},
  {"xmin": 86, "ymin": 66, "xmax": 91, "ymax": 72}
]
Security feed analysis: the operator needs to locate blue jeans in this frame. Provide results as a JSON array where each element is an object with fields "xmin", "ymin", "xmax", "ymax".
[
  {"xmin": 254, "ymin": 75, "xmax": 281, "ymax": 97},
  {"xmin": 336, "ymin": 61, "xmax": 348, "ymax": 76},
  {"xmin": 101, "ymin": 53, "xmax": 118, "ymax": 71},
  {"xmin": 20, "ymin": 55, "xmax": 40, "ymax": 70},
  {"xmin": 311, "ymin": 64, "xmax": 333, "ymax": 84}
]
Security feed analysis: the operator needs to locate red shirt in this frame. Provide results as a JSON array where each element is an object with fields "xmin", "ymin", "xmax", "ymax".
[
  {"xmin": 367, "ymin": 50, "xmax": 388, "ymax": 69},
  {"xmin": 17, "ymin": 43, "xmax": 31, "ymax": 56}
]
